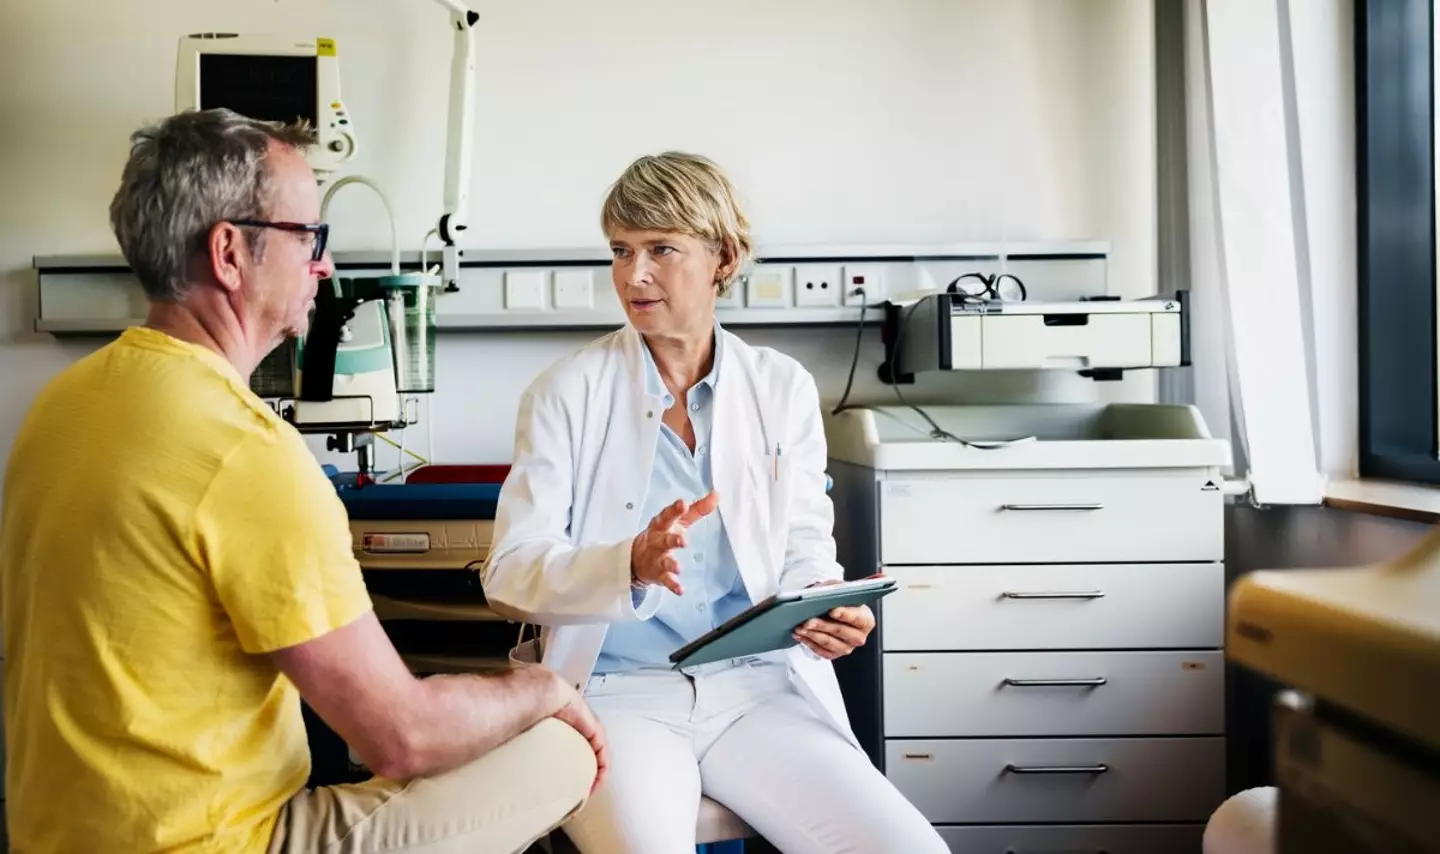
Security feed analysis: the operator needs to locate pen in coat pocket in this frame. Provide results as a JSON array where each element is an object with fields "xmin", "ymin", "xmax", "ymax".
[{"xmin": 773, "ymin": 442, "xmax": 780, "ymax": 480}]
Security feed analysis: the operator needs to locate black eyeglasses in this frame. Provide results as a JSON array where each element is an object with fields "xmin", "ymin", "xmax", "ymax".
[
  {"xmin": 947, "ymin": 271, "xmax": 1027, "ymax": 303},
  {"xmin": 229, "ymin": 219, "xmax": 330, "ymax": 262}
]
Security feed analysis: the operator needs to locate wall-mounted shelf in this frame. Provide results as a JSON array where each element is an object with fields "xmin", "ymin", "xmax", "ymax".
[
  {"xmin": 435, "ymin": 306, "xmax": 883, "ymax": 332},
  {"xmin": 33, "ymin": 242, "xmax": 1109, "ymax": 337},
  {"xmin": 33, "ymin": 309, "xmax": 882, "ymax": 336}
]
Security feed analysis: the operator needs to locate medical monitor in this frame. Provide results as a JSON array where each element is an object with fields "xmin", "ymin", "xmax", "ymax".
[{"xmin": 175, "ymin": 33, "xmax": 356, "ymax": 175}]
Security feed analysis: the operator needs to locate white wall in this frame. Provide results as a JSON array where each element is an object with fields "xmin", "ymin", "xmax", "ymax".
[{"xmin": 0, "ymin": 0, "xmax": 1159, "ymax": 473}]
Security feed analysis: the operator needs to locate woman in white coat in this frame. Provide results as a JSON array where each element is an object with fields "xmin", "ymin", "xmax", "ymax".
[{"xmin": 481, "ymin": 152, "xmax": 947, "ymax": 854}]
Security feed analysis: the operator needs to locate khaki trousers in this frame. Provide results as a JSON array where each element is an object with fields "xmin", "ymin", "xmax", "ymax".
[{"xmin": 267, "ymin": 718, "xmax": 596, "ymax": 854}]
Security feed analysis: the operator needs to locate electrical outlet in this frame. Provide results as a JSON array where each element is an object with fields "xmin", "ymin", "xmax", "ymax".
[
  {"xmin": 745, "ymin": 266, "xmax": 792, "ymax": 308},
  {"xmin": 504, "ymin": 270, "xmax": 548, "ymax": 310},
  {"xmin": 842, "ymin": 264, "xmax": 886, "ymax": 306},
  {"xmin": 794, "ymin": 264, "xmax": 843, "ymax": 307},
  {"xmin": 552, "ymin": 269, "xmax": 594, "ymax": 310}
]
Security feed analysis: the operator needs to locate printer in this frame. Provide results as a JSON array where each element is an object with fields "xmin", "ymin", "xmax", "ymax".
[
  {"xmin": 1227, "ymin": 530, "xmax": 1440, "ymax": 853},
  {"xmin": 881, "ymin": 291, "xmax": 1188, "ymax": 382}
]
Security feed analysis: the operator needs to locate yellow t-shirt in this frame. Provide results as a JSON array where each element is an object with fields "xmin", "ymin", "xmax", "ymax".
[{"xmin": 0, "ymin": 327, "xmax": 373, "ymax": 853}]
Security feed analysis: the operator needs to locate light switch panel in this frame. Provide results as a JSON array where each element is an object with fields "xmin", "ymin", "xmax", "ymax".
[
  {"xmin": 552, "ymin": 269, "xmax": 595, "ymax": 310},
  {"xmin": 504, "ymin": 270, "xmax": 547, "ymax": 310}
]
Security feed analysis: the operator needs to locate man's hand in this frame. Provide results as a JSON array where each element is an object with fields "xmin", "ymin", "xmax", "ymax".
[
  {"xmin": 276, "ymin": 614, "xmax": 610, "ymax": 783},
  {"xmin": 792, "ymin": 578, "xmax": 878, "ymax": 660},
  {"xmin": 548, "ymin": 679, "xmax": 609, "ymax": 796},
  {"xmin": 523, "ymin": 664, "xmax": 608, "ymax": 795},
  {"xmin": 630, "ymin": 491, "xmax": 720, "ymax": 596}
]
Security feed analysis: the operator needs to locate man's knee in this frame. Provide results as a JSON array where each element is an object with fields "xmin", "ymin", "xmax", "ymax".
[{"xmin": 512, "ymin": 717, "xmax": 597, "ymax": 807}]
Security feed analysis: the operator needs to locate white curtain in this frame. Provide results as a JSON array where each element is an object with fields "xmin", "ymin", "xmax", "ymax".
[{"xmin": 1179, "ymin": 0, "xmax": 1330, "ymax": 506}]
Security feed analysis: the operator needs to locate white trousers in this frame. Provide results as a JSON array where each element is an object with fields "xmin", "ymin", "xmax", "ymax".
[{"xmin": 561, "ymin": 658, "xmax": 948, "ymax": 854}]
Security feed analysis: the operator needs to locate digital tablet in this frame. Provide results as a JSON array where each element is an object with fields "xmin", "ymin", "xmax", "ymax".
[{"xmin": 668, "ymin": 576, "xmax": 899, "ymax": 670}]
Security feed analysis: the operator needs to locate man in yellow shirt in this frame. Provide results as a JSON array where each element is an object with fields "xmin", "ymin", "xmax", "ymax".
[{"xmin": 0, "ymin": 108, "xmax": 605, "ymax": 853}]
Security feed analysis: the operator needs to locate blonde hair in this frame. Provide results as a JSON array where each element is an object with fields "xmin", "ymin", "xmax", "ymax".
[{"xmin": 601, "ymin": 151, "xmax": 753, "ymax": 297}]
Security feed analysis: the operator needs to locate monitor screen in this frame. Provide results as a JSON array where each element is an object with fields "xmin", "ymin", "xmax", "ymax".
[{"xmin": 199, "ymin": 53, "xmax": 318, "ymax": 127}]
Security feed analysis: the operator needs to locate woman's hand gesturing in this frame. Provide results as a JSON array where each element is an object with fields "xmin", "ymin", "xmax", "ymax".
[{"xmin": 629, "ymin": 491, "xmax": 719, "ymax": 595}]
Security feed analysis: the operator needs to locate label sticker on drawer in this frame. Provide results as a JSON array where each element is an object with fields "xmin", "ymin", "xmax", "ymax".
[
  {"xmin": 1182, "ymin": 660, "xmax": 1207, "ymax": 670},
  {"xmin": 362, "ymin": 532, "xmax": 431, "ymax": 554},
  {"xmin": 884, "ymin": 483, "xmax": 912, "ymax": 497}
]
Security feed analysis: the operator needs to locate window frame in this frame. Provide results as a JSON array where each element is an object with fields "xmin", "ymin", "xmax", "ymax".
[{"xmin": 1357, "ymin": 0, "xmax": 1440, "ymax": 484}]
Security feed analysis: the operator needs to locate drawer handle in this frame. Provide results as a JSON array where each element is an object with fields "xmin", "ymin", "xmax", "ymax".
[
  {"xmin": 902, "ymin": 752, "xmax": 934, "ymax": 761},
  {"xmin": 1001, "ymin": 590, "xmax": 1105, "ymax": 600},
  {"xmin": 1005, "ymin": 763, "xmax": 1110, "ymax": 775},
  {"xmin": 1005, "ymin": 850, "xmax": 1110, "ymax": 854},
  {"xmin": 999, "ymin": 502, "xmax": 1104, "ymax": 511},
  {"xmin": 1002, "ymin": 677, "xmax": 1108, "ymax": 688}
]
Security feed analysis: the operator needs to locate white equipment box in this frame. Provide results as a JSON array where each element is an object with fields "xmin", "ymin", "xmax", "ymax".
[{"xmin": 885, "ymin": 292, "xmax": 1188, "ymax": 380}]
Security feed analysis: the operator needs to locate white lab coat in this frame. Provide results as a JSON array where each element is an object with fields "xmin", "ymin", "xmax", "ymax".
[{"xmin": 480, "ymin": 323, "xmax": 859, "ymax": 747}]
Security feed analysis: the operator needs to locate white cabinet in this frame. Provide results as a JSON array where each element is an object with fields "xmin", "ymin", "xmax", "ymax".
[{"xmin": 823, "ymin": 404, "xmax": 1231, "ymax": 853}]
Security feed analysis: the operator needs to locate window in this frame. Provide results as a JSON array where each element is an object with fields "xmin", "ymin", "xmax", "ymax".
[{"xmin": 1357, "ymin": 0, "xmax": 1440, "ymax": 484}]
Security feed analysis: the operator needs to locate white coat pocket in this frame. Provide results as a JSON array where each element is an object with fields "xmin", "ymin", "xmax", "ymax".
[{"xmin": 747, "ymin": 451, "xmax": 791, "ymax": 568}]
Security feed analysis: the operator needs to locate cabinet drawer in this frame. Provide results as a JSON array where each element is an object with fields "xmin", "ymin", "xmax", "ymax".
[
  {"xmin": 883, "ymin": 651, "xmax": 1223, "ymax": 737},
  {"xmin": 878, "ymin": 472, "xmax": 1222, "ymax": 564},
  {"xmin": 881, "ymin": 563, "xmax": 1223, "ymax": 651},
  {"xmin": 886, "ymin": 737, "xmax": 1225, "ymax": 823},
  {"xmin": 978, "ymin": 313, "xmax": 1158, "ymax": 370},
  {"xmin": 936, "ymin": 823, "xmax": 1204, "ymax": 854}
]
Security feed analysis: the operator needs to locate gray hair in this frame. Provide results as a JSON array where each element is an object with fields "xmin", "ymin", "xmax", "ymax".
[{"xmin": 109, "ymin": 108, "xmax": 316, "ymax": 302}]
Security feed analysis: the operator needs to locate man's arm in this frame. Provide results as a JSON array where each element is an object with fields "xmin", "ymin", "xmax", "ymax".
[
  {"xmin": 272, "ymin": 611, "xmax": 606, "ymax": 784},
  {"xmin": 197, "ymin": 430, "xmax": 605, "ymax": 784}
]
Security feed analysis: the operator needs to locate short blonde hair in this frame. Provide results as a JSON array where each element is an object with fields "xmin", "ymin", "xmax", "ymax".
[{"xmin": 601, "ymin": 151, "xmax": 753, "ymax": 297}]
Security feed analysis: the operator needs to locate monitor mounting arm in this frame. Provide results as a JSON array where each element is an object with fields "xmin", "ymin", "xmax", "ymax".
[{"xmin": 432, "ymin": 0, "xmax": 477, "ymax": 292}]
